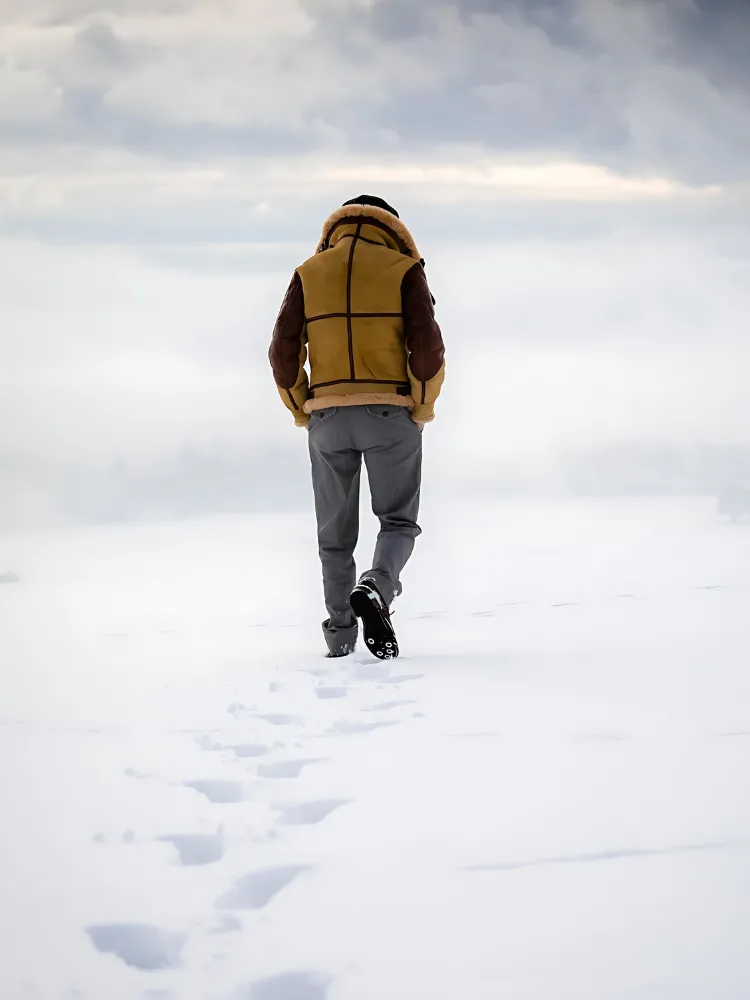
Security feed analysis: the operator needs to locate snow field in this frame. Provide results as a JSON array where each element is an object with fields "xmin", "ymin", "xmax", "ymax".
[{"xmin": 1, "ymin": 498, "xmax": 749, "ymax": 999}]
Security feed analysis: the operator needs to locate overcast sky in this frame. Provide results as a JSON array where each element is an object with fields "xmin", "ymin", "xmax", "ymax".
[{"xmin": 1, "ymin": 0, "xmax": 749, "ymax": 526}]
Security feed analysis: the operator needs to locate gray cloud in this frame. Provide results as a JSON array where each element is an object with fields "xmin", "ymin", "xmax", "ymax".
[
  {"xmin": 331, "ymin": 0, "xmax": 750, "ymax": 183},
  {"xmin": 1, "ymin": 0, "xmax": 748, "ymax": 182},
  {"xmin": 678, "ymin": 0, "xmax": 750, "ymax": 89},
  {"xmin": 0, "ymin": 0, "xmax": 748, "ymax": 252}
]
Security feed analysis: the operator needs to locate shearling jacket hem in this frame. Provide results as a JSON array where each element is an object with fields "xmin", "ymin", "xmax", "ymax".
[{"xmin": 303, "ymin": 392, "xmax": 415, "ymax": 414}]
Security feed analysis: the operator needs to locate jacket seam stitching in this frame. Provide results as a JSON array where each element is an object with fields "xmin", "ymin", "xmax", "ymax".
[
  {"xmin": 310, "ymin": 378, "xmax": 410, "ymax": 391},
  {"xmin": 335, "ymin": 232, "xmax": 396, "ymax": 250},
  {"xmin": 285, "ymin": 387, "xmax": 299, "ymax": 411},
  {"xmin": 346, "ymin": 223, "xmax": 361, "ymax": 381},
  {"xmin": 306, "ymin": 312, "xmax": 402, "ymax": 323},
  {"xmin": 324, "ymin": 216, "xmax": 412, "ymax": 257}
]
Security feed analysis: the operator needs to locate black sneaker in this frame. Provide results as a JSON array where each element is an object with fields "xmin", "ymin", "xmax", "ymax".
[{"xmin": 349, "ymin": 581, "xmax": 399, "ymax": 660}]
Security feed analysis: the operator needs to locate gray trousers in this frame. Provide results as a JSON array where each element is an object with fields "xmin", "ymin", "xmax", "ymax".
[{"xmin": 308, "ymin": 404, "xmax": 423, "ymax": 629}]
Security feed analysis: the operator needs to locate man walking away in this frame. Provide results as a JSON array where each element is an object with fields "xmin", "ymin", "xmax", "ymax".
[{"xmin": 269, "ymin": 195, "xmax": 445, "ymax": 660}]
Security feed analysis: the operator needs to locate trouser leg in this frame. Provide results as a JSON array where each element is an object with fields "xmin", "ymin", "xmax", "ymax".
[
  {"xmin": 360, "ymin": 409, "xmax": 422, "ymax": 606},
  {"xmin": 308, "ymin": 411, "xmax": 362, "ymax": 627}
]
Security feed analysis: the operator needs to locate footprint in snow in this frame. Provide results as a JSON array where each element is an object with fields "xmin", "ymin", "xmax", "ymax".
[
  {"xmin": 255, "ymin": 713, "xmax": 304, "ymax": 727},
  {"xmin": 160, "ymin": 832, "xmax": 225, "ymax": 865},
  {"xmin": 241, "ymin": 971, "xmax": 331, "ymax": 1000},
  {"xmin": 315, "ymin": 686, "xmax": 348, "ymax": 700},
  {"xmin": 228, "ymin": 702, "xmax": 303, "ymax": 725},
  {"xmin": 380, "ymin": 673, "xmax": 425, "ymax": 685},
  {"xmin": 350, "ymin": 662, "xmax": 392, "ymax": 681},
  {"xmin": 212, "ymin": 913, "xmax": 243, "ymax": 934},
  {"xmin": 183, "ymin": 780, "xmax": 245, "ymax": 803},
  {"xmin": 195, "ymin": 734, "xmax": 221, "ymax": 751},
  {"xmin": 258, "ymin": 758, "xmax": 326, "ymax": 779},
  {"xmin": 363, "ymin": 700, "xmax": 416, "ymax": 712},
  {"xmin": 227, "ymin": 702, "xmax": 259, "ymax": 717},
  {"xmin": 197, "ymin": 736, "xmax": 273, "ymax": 759},
  {"xmin": 232, "ymin": 743, "xmax": 273, "ymax": 758},
  {"xmin": 276, "ymin": 800, "xmax": 350, "ymax": 826},
  {"xmin": 124, "ymin": 767, "xmax": 152, "ymax": 780},
  {"xmin": 86, "ymin": 924, "xmax": 185, "ymax": 970},
  {"xmin": 329, "ymin": 719, "xmax": 399, "ymax": 735},
  {"xmin": 91, "ymin": 826, "xmax": 135, "ymax": 845},
  {"xmin": 216, "ymin": 866, "xmax": 310, "ymax": 910}
]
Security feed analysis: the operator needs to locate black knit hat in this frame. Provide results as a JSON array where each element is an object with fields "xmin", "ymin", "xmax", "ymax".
[{"xmin": 342, "ymin": 194, "xmax": 399, "ymax": 219}]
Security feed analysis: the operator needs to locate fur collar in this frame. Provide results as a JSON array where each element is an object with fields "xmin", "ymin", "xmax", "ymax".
[{"xmin": 317, "ymin": 204, "xmax": 421, "ymax": 260}]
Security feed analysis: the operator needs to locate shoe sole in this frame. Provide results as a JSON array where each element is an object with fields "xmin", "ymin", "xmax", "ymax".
[{"xmin": 350, "ymin": 589, "xmax": 399, "ymax": 660}]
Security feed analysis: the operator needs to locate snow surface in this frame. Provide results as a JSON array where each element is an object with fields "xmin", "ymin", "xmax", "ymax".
[{"xmin": 1, "ymin": 498, "xmax": 749, "ymax": 1000}]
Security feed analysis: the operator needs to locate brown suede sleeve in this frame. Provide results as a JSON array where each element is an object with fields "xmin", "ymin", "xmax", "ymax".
[
  {"xmin": 401, "ymin": 263, "xmax": 445, "ymax": 383},
  {"xmin": 269, "ymin": 271, "xmax": 306, "ymax": 389}
]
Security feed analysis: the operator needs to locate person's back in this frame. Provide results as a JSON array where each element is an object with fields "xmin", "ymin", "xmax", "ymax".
[{"xmin": 269, "ymin": 195, "xmax": 445, "ymax": 659}]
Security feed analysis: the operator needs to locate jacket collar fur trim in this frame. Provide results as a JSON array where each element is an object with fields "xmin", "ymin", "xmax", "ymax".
[{"xmin": 317, "ymin": 204, "xmax": 421, "ymax": 260}]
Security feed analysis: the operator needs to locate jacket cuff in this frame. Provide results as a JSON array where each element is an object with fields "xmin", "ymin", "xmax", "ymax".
[
  {"xmin": 410, "ymin": 406, "xmax": 435, "ymax": 424},
  {"xmin": 294, "ymin": 413, "xmax": 310, "ymax": 428}
]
